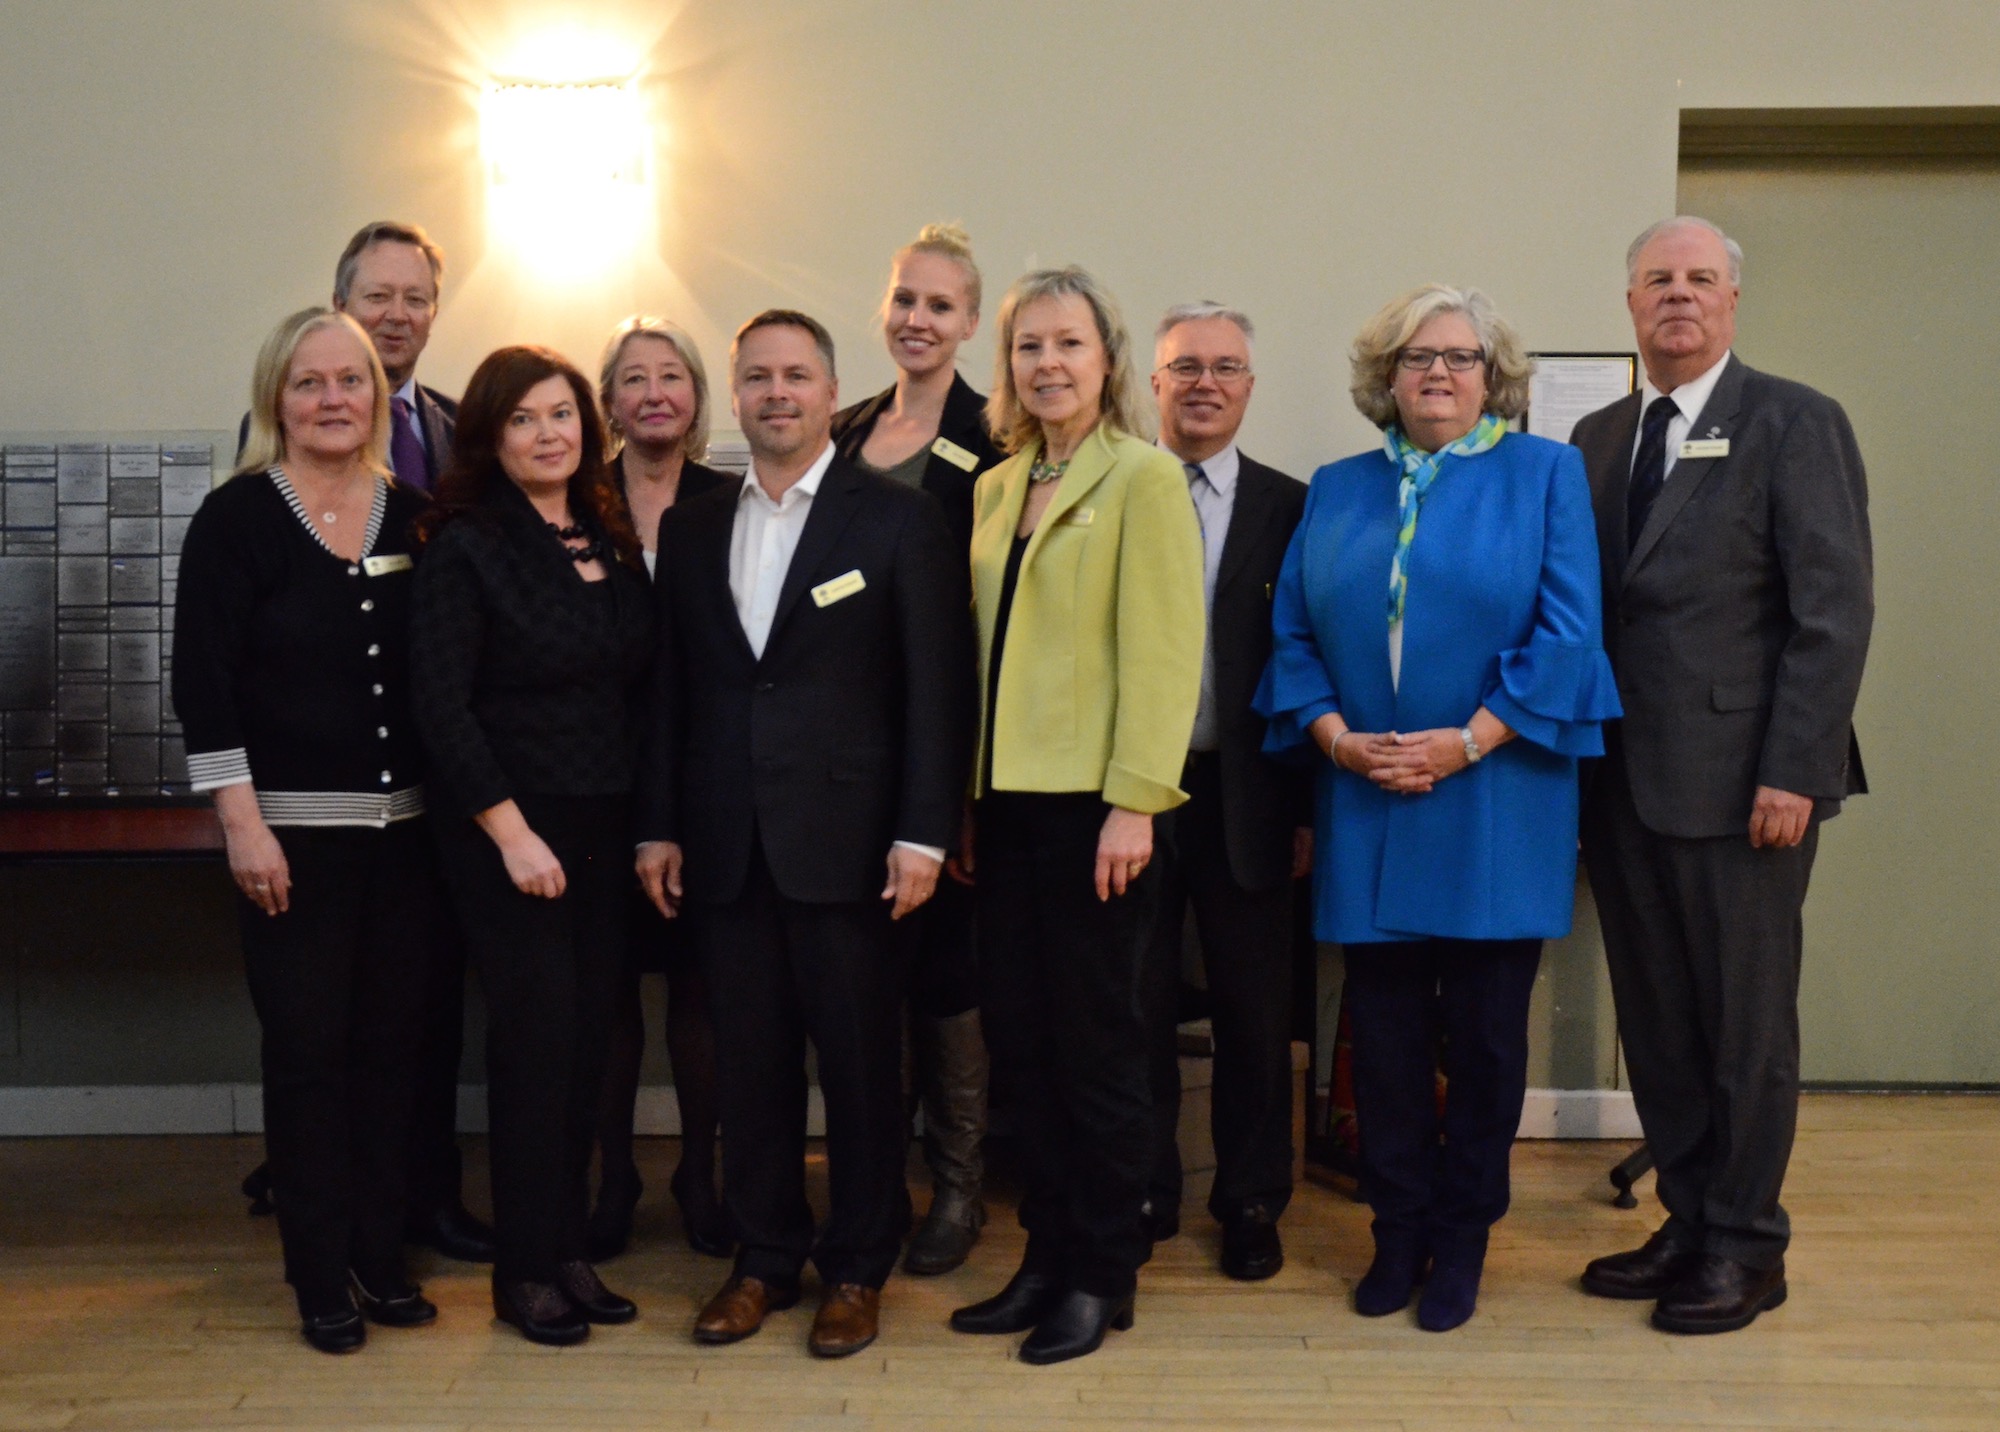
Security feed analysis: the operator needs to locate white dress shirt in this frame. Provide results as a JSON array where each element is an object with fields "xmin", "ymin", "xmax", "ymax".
[
  {"xmin": 1634, "ymin": 349, "xmax": 1732, "ymax": 483},
  {"xmin": 1171, "ymin": 442, "xmax": 1239, "ymax": 752},
  {"xmin": 727, "ymin": 440, "xmax": 943, "ymax": 864},
  {"xmin": 730, "ymin": 441, "xmax": 836, "ymax": 658}
]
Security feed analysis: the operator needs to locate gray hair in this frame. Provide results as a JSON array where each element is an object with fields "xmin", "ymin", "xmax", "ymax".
[
  {"xmin": 986, "ymin": 266, "xmax": 1150, "ymax": 455},
  {"xmin": 1348, "ymin": 284, "xmax": 1534, "ymax": 429},
  {"xmin": 598, "ymin": 316, "xmax": 712, "ymax": 463},
  {"xmin": 333, "ymin": 220, "xmax": 445, "ymax": 306},
  {"xmin": 1154, "ymin": 301, "xmax": 1255, "ymax": 351},
  {"xmin": 1626, "ymin": 216, "xmax": 1743, "ymax": 286}
]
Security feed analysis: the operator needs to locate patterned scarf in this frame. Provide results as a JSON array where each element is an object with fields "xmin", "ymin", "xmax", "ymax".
[{"xmin": 1383, "ymin": 413, "xmax": 1506, "ymax": 626}]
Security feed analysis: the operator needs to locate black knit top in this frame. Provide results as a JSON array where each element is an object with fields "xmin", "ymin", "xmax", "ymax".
[
  {"xmin": 171, "ymin": 468, "xmax": 430, "ymax": 826},
  {"xmin": 409, "ymin": 481, "xmax": 653, "ymax": 817}
]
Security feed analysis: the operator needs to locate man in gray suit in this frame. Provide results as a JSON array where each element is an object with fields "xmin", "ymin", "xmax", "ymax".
[{"xmin": 1571, "ymin": 217, "xmax": 1872, "ymax": 1334}]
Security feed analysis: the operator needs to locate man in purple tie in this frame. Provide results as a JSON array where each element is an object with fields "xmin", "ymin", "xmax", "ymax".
[{"xmin": 330, "ymin": 221, "xmax": 457, "ymax": 491}]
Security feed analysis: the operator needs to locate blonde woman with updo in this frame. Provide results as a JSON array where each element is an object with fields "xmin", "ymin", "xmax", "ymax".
[{"xmin": 830, "ymin": 223, "xmax": 1004, "ymax": 1276}]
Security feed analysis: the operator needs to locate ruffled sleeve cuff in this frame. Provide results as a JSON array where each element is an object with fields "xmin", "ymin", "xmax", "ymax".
[
  {"xmin": 1484, "ymin": 640, "xmax": 1622, "ymax": 758},
  {"xmin": 1253, "ymin": 654, "xmax": 1339, "ymax": 763}
]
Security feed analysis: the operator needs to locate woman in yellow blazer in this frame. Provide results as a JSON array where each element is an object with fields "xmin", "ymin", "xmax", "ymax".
[{"xmin": 948, "ymin": 267, "xmax": 1204, "ymax": 1365}]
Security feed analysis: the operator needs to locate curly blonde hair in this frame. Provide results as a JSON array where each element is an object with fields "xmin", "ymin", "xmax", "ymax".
[
  {"xmin": 986, "ymin": 266, "xmax": 1150, "ymax": 456},
  {"xmin": 1348, "ymin": 284, "xmax": 1533, "ymax": 429}
]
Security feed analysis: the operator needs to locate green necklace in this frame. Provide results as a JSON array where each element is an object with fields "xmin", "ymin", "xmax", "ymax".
[{"xmin": 1027, "ymin": 457, "xmax": 1070, "ymax": 486}]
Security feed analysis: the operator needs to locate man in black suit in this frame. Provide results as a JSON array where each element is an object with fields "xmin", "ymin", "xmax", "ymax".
[
  {"xmin": 332, "ymin": 220, "xmax": 457, "ymax": 490},
  {"xmin": 637, "ymin": 310, "xmax": 974, "ymax": 1358},
  {"xmin": 1141, "ymin": 303, "xmax": 1310, "ymax": 1281},
  {"xmin": 1571, "ymin": 218, "xmax": 1872, "ymax": 1334}
]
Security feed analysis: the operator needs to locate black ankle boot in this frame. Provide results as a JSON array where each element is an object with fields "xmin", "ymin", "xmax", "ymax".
[
  {"xmin": 1018, "ymin": 1289, "xmax": 1134, "ymax": 1365},
  {"xmin": 587, "ymin": 1169, "xmax": 643, "ymax": 1262},
  {"xmin": 950, "ymin": 1268, "xmax": 1064, "ymax": 1334}
]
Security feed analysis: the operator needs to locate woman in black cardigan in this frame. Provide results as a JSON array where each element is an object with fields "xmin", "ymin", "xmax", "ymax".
[
  {"xmin": 410, "ymin": 345, "xmax": 652, "ymax": 1345},
  {"xmin": 829, "ymin": 223, "xmax": 1004, "ymax": 1275},
  {"xmin": 585, "ymin": 316, "xmax": 732, "ymax": 1261},
  {"xmin": 174, "ymin": 307, "xmax": 438, "ymax": 1354}
]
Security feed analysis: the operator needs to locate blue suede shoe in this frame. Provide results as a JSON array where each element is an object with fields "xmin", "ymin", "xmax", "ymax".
[
  {"xmin": 1353, "ymin": 1236, "xmax": 1429, "ymax": 1317},
  {"xmin": 1416, "ymin": 1258, "xmax": 1482, "ymax": 1331}
]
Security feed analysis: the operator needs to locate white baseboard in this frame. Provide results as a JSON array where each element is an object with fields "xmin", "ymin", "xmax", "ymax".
[
  {"xmin": 0, "ymin": 1085, "xmax": 832, "ymax": 1137},
  {"xmin": 1518, "ymin": 1087, "xmax": 1641, "ymax": 1139}
]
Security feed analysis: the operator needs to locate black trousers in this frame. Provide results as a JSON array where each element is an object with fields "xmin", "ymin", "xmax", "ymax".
[
  {"xmin": 1582, "ymin": 759, "xmax": 1817, "ymax": 1269},
  {"xmin": 405, "ymin": 885, "xmax": 468, "ymax": 1222},
  {"xmin": 435, "ymin": 795, "xmax": 628, "ymax": 1285},
  {"xmin": 1144, "ymin": 754, "xmax": 1296, "ymax": 1225},
  {"xmin": 1342, "ymin": 936, "xmax": 1542, "ymax": 1264},
  {"xmin": 239, "ymin": 820, "xmax": 433, "ymax": 1308},
  {"xmin": 978, "ymin": 792, "xmax": 1157, "ymax": 1298},
  {"xmin": 908, "ymin": 873, "xmax": 977, "ymax": 1019},
  {"xmin": 698, "ymin": 842, "xmax": 907, "ymax": 1289}
]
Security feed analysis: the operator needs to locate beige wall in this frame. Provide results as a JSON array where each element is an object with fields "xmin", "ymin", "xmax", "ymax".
[{"xmin": 4, "ymin": 0, "xmax": 1999, "ymax": 1093}]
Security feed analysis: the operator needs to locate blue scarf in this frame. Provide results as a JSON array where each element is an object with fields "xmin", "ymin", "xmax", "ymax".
[{"xmin": 1383, "ymin": 413, "xmax": 1506, "ymax": 626}]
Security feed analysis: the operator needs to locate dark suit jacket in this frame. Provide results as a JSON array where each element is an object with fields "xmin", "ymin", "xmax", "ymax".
[
  {"xmin": 1206, "ymin": 454, "xmax": 1311, "ymax": 891},
  {"xmin": 1571, "ymin": 354, "xmax": 1872, "ymax": 839},
  {"xmin": 831, "ymin": 372, "xmax": 1001, "ymax": 554},
  {"xmin": 234, "ymin": 381, "xmax": 458, "ymax": 489},
  {"xmin": 638, "ymin": 455, "xmax": 976, "ymax": 905}
]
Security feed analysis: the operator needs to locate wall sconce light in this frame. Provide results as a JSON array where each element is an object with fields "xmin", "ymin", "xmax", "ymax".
[{"xmin": 481, "ymin": 76, "xmax": 650, "ymax": 277}]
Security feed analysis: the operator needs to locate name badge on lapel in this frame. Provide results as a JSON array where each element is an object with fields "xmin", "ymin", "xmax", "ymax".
[
  {"xmin": 1679, "ymin": 438, "xmax": 1730, "ymax": 460},
  {"xmin": 1060, "ymin": 507, "xmax": 1094, "ymax": 527},
  {"xmin": 930, "ymin": 436, "xmax": 979, "ymax": 472},
  {"xmin": 811, "ymin": 569, "xmax": 867, "ymax": 608},
  {"xmin": 362, "ymin": 553, "xmax": 412, "ymax": 576}
]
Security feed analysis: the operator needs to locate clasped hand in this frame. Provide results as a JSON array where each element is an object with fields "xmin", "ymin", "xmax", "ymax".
[{"xmin": 1334, "ymin": 727, "xmax": 1470, "ymax": 794}]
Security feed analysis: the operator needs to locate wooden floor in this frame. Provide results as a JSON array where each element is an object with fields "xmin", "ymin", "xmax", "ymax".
[{"xmin": 1, "ymin": 1094, "xmax": 1997, "ymax": 1430}]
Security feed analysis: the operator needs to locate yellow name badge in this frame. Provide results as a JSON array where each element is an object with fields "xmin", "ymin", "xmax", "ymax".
[
  {"xmin": 930, "ymin": 436, "xmax": 979, "ymax": 472},
  {"xmin": 1679, "ymin": 438, "xmax": 1730, "ymax": 460},
  {"xmin": 811, "ymin": 569, "xmax": 867, "ymax": 608},
  {"xmin": 1061, "ymin": 507, "xmax": 1094, "ymax": 527},
  {"xmin": 362, "ymin": 553, "xmax": 413, "ymax": 576}
]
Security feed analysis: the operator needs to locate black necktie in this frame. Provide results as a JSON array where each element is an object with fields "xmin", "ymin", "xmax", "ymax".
[{"xmin": 1625, "ymin": 395, "xmax": 1679, "ymax": 548}]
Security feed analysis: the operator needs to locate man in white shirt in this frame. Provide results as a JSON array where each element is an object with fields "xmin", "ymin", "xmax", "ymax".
[{"xmin": 637, "ymin": 311, "xmax": 974, "ymax": 1359}]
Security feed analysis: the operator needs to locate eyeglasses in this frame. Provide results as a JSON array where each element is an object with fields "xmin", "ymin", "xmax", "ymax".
[
  {"xmin": 1158, "ymin": 358, "xmax": 1253, "ymax": 384},
  {"xmin": 1396, "ymin": 347, "xmax": 1485, "ymax": 372}
]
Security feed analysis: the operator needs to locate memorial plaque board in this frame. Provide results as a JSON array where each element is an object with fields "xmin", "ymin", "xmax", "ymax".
[
  {"xmin": 108, "ymin": 556, "xmax": 160, "ymax": 605},
  {"xmin": 6, "ymin": 479, "xmax": 58, "ymax": 528},
  {"xmin": 57, "ymin": 557, "xmax": 109, "ymax": 608},
  {"xmin": 57, "ymin": 632, "xmax": 107, "ymax": 672},
  {"xmin": 57, "ymin": 505, "xmax": 108, "ymax": 553},
  {"xmin": 109, "ymin": 478, "xmax": 161, "ymax": 517},
  {"xmin": 109, "ymin": 632, "xmax": 160, "ymax": 684},
  {"xmin": 58, "ymin": 681, "xmax": 108, "ymax": 722},
  {"xmin": 0, "ymin": 557, "xmax": 56, "ymax": 709},
  {"xmin": 110, "ymin": 683, "xmax": 161, "ymax": 732}
]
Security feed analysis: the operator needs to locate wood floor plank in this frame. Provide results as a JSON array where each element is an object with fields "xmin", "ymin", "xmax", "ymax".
[{"xmin": 4, "ymin": 1094, "xmax": 1999, "ymax": 1428}]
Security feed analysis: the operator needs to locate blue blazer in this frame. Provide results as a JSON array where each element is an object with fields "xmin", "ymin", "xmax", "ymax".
[{"xmin": 1256, "ymin": 432, "xmax": 1619, "ymax": 944}]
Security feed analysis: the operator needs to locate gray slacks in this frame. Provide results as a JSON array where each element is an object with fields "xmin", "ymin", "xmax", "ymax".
[{"xmin": 1582, "ymin": 758, "xmax": 1819, "ymax": 1269}]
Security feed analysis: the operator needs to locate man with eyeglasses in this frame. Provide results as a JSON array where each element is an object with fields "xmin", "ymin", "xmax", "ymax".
[{"xmin": 1140, "ymin": 302, "xmax": 1309, "ymax": 1281}]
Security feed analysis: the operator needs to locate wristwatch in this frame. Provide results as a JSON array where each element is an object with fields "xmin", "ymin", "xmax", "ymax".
[{"xmin": 1459, "ymin": 726, "xmax": 1483, "ymax": 765}]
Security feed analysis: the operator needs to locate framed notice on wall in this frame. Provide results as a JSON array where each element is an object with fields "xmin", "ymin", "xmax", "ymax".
[{"xmin": 1524, "ymin": 353, "xmax": 1637, "ymax": 445}]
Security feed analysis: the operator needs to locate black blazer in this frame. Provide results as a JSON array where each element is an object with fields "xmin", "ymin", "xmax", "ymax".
[
  {"xmin": 409, "ymin": 482, "xmax": 653, "ymax": 817},
  {"xmin": 1206, "ymin": 454, "xmax": 1311, "ymax": 891},
  {"xmin": 639, "ymin": 456, "xmax": 976, "ymax": 905},
  {"xmin": 831, "ymin": 372, "xmax": 1001, "ymax": 554},
  {"xmin": 234, "ymin": 382, "xmax": 458, "ymax": 491},
  {"xmin": 1571, "ymin": 354, "xmax": 1872, "ymax": 838}
]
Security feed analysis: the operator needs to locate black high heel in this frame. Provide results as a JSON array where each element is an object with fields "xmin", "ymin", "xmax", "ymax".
[{"xmin": 949, "ymin": 1268, "xmax": 1065, "ymax": 1334}]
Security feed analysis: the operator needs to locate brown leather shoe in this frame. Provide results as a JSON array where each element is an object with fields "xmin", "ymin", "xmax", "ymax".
[
  {"xmin": 692, "ymin": 1275, "xmax": 799, "ymax": 1345},
  {"xmin": 808, "ymin": 1283, "xmax": 881, "ymax": 1358}
]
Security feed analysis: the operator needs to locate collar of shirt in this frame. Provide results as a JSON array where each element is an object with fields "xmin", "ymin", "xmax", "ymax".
[
  {"xmin": 395, "ymin": 375, "xmax": 420, "ymax": 407},
  {"xmin": 1168, "ymin": 440, "xmax": 1241, "ymax": 499},
  {"xmin": 1639, "ymin": 349, "xmax": 1732, "ymax": 428},
  {"xmin": 741, "ymin": 439, "xmax": 835, "ymax": 513}
]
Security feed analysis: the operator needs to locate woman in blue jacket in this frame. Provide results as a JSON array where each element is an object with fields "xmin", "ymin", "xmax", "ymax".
[{"xmin": 1257, "ymin": 285, "xmax": 1619, "ymax": 1332}]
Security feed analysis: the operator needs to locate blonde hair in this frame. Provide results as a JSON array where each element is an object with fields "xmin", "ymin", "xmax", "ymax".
[
  {"xmin": 235, "ymin": 308, "xmax": 392, "ymax": 480},
  {"xmin": 986, "ymin": 266, "xmax": 1150, "ymax": 456},
  {"xmin": 889, "ymin": 221, "xmax": 982, "ymax": 316},
  {"xmin": 1348, "ymin": 284, "xmax": 1534, "ymax": 429},
  {"xmin": 597, "ymin": 316, "xmax": 712, "ymax": 463}
]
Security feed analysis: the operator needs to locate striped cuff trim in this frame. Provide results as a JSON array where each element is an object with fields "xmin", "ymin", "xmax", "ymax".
[
  {"xmin": 256, "ymin": 787, "xmax": 426, "ymax": 829},
  {"xmin": 187, "ymin": 748, "xmax": 252, "ymax": 791}
]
